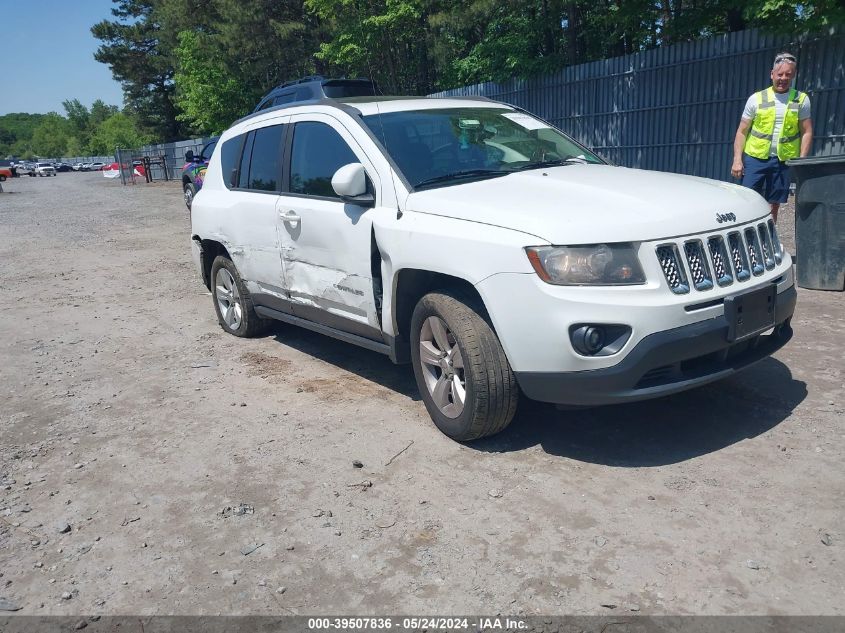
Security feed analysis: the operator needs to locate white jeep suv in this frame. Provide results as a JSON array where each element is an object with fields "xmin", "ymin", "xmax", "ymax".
[{"xmin": 191, "ymin": 96, "xmax": 796, "ymax": 440}]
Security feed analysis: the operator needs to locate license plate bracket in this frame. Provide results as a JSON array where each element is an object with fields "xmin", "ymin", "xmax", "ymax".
[{"xmin": 724, "ymin": 285, "xmax": 777, "ymax": 342}]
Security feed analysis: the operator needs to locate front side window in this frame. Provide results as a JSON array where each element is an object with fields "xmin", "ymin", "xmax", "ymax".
[
  {"xmin": 289, "ymin": 121, "xmax": 359, "ymax": 198},
  {"xmin": 362, "ymin": 107, "xmax": 603, "ymax": 189}
]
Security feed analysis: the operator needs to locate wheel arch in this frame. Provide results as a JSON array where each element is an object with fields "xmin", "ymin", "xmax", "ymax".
[
  {"xmin": 194, "ymin": 238, "xmax": 231, "ymax": 290},
  {"xmin": 390, "ymin": 268, "xmax": 489, "ymax": 364}
]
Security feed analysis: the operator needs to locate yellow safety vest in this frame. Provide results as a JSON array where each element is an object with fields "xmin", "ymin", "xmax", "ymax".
[{"xmin": 744, "ymin": 87, "xmax": 806, "ymax": 162}]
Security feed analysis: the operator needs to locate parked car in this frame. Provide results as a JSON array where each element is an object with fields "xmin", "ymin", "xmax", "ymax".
[
  {"xmin": 90, "ymin": 162, "xmax": 105, "ymax": 171},
  {"xmin": 72, "ymin": 163, "xmax": 84, "ymax": 171},
  {"xmin": 35, "ymin": 162, "xmax": 56, "ymax": 177},
  {"xmin": 0, "ymin": 160, "xmax": 17, "ymax": 178},
  {"xmin": 54, "ymin": 162, "xmax": 72, "ymax": 172},
  {"xmin": 181, "ymin": 138, "xmax": 218, "ymax": 209},
  {"xmin": 0, "ymin": 166, "xmax": 12, "ymax": 181},
  {"xmin": 253, "ymin": 75, "xmax": 377, "ymax": 113},
  {"xmin": 190, "ymin": 94, "xmax": 796, "ymax": 441},
  {"xmin": 16, "ymin": 162, "xmax": 35, "ymax": 176}
]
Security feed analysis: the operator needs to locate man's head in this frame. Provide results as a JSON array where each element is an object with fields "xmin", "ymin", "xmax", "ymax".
[{"xmin": 770, "ymin": 52, "xmax": 797, "ymax": 93}]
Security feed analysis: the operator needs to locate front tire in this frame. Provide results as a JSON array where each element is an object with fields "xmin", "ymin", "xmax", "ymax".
[
  {"xmin": 183, "ymin": 182, "xmax": 196, "ymax": 210},
  {"xmin": 210, "ymin": 256, "xmax": 271, "ymax": 337},
  {"xmin": 410, "ymin": 291, "xmax": 518, "ymax": 441}
]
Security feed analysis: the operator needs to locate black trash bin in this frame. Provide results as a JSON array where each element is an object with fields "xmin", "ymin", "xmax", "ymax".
[{"xmin": 787, "ymin": 155, "xmax": 845, "ymax": 291}]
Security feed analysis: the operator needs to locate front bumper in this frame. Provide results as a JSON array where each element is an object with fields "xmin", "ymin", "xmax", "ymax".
[{"xmin": 514, "ymin": 284, "xmax": 796, "ymax": 406}]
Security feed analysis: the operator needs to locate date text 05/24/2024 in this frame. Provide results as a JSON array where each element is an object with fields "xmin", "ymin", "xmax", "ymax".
[{"xmin": 307, "ymin": 617, "xmax": 528, "ymax": 630}]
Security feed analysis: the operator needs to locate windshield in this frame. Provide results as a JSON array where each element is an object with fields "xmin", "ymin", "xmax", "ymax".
[
  {"xmin": 201, "ymin": 140, "xmax": 218, "ymax": 160},
  {"xmin": 362, "ymin": 107, "xmax": 603, "ymax": 189}
]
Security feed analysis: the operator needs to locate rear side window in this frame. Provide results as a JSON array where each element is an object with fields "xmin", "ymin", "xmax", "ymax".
[
  {"xmin": 233, "ymin": 124, "xmax": 285, "ymax": 192},
  {"xmin": 237, "ymin": 132, "xmax": 255, "ymax": 189},
  {"xmin": 220, "ymin": 135, "xmax": 244, "ymax": 189},
  {"xmin": 247, "ymin": 124, "xmax": 285, "ymax": 191},
  {"xmin": 289, "ymin": 122, "xmax": 358, "ymax": 198}
]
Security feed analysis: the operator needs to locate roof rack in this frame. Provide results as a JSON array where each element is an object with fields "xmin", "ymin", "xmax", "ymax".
[{"xmin": 276, "ymin": 75, "xmax": 326, "ymax": 90}]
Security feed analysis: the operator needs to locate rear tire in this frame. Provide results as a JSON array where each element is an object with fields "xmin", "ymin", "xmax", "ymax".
[
  {"xmin": 410, "ymin": 290, "xmax": 518, "ymax": 441},
  {"xmin": 210, "ymin": 256, "xmax": 271, "ymax": 337},
  {"xmin": 184, "ymin": 182, "xmax": 196, "ymax": 210}
]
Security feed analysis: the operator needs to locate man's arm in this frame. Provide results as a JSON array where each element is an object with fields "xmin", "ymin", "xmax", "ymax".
[
  {"xmin": 732, "ymin": 118, "xmax": 752, "ymax": 179},
  {"xmin": 799, "ymin": 118, "xmax": 813, "ymax": 157}
]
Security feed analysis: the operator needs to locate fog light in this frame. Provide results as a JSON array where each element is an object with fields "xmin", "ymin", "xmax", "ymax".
[
  {"xmin": 572, "ymin": 325, "xmax": 606, "ymax": 356},
  {"xmin": 569, "ymin": 324, "xmax": 632, "ymax": 357}
]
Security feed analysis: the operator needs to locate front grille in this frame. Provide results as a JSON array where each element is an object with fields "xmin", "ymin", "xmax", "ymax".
[
  {"xmin": 768, "ymin": 219, "xmax": 782, "ymax": 265},
  {"xmin": 728, "ymin": 232, "xmax": 752, "ymax": 281},
  {"xmin": 683, "ymin": 240, "xmax": 714, "ymax": 291},
  {"xmin": 656, "ymin": 244, "xmax": 689, "ymax": 294},
  {"xmin": 759, "ymin": 225, "xmax": 777, "ymax": 270},
  {"xmin": 707, "ymin": 236, "xmax": 733, "ymax": 286},
  {"xmin": 745, "ymin": 227, "xmax": 765, "ymax": 276},
  {"xmin": 656, "ymin": 222, "xmax": 783, "ymax": 293}
]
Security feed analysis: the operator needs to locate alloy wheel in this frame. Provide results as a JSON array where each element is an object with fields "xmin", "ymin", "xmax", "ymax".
[
  {"xmin": 418, "ymin": 316, "xmax": 466, "ymax": 418},
  {"xmin": 215, "ymin": 267, "xmax": 243, "ymax": 330}
]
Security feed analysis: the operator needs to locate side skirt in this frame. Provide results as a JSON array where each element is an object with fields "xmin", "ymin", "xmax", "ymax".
[{"xmin": 254, "ymin": 305, "xmax": 392, "ymax": 357}]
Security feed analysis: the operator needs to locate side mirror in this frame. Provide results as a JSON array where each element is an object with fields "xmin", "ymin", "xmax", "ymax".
[
  {"xmin": 184, "ymin": 150, "xmax": 195, "ymax": 162},
  {"xmin": 332, "ymin": 163, "xmax": 374, "ymax": 206}
]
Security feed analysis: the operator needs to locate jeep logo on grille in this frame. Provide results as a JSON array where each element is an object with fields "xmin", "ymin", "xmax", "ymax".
[{"xmin": 716, "ymin": 212, "xmax": 737, "ymax": 224}]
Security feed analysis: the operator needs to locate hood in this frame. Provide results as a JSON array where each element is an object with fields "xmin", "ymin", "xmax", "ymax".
[{"xmin": 405, "ymin": 165, "xmax": 769, "ymax": 244}]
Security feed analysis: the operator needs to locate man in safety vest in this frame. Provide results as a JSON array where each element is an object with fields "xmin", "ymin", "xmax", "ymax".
[{"xmin": 731, "ymin": 52, "xmax": 813, "ymax": 222}]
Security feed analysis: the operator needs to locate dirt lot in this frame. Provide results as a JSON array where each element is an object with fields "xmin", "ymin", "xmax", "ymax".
[{"xmin": 0, "ymin": 172, "xmax": 842, "ymax": 616}]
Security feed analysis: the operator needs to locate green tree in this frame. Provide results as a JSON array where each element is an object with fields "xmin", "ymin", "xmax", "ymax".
[
  {"xmin": 30, "ymin": 114, "xmax": 73, "ymax": 157},
  {"xmin": 88, "ymin": 112, "xmax": 152, "ymax": 154},
  {"xmin": 748, "ymin": 0, "xmax": 845, "ymax": 32},
  {"xmin": 173, "ymin": 30, "xmax": 254, "ymax": 134},
  {"xmin": 307, "ymin": 0, "xmax": 437, "ymax": 94},
  {"xmin": 92, "ymin": 0, "xmax": 190, "ymax": 141},
  {"xmin": 0, "ymin": 113, "xmax": 46, "ymax": 158}
]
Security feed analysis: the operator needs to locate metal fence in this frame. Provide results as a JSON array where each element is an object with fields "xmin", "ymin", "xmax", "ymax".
[
  {"xmin": 432, "ymin": 28, "xmax": 845, "ymax": 181},
  {"xmin": 113, "ymin": 137, "xmax": 216, "ymax": 184}
]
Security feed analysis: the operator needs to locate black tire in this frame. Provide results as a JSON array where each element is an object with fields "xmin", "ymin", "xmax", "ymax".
[
  {"xmin": 183, "ymin": 182, "xmax": 196, "ymax": 210},
  {"xmin": 210, "ymin": 256, "xmax": 271, "ymax": 337},
  {"xmin": 410, "ymin": 290, "xmax": 518, "ymax": 441}
]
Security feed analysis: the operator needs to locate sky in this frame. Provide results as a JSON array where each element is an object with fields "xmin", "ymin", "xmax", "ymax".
[{"xmin": 1, "ymin": 0, "xmax": 125, "ymax": 115}]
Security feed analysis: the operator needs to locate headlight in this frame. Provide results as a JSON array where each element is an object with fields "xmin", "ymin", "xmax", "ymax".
[{"xmin": 525, "ymin": 243, "xmax": 646, "ymax": 285}]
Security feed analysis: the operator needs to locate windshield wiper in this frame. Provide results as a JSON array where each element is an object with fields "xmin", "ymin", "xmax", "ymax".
[
  {"xmin": 414, "ymin": 169, "xmax": 511, "ymax": 189},
  {"xmin": 513, "ymin": 157, "xmax": 590, "ymax": 171}
]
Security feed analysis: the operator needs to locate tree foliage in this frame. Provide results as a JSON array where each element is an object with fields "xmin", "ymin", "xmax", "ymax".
[
  {"xmin": 91, "ymin": 0, "xmax": 202, "ymax": 141},
  {"xmin": 0, "ymin": 102, "xmax": 148, "ymax": 159},
  {"xmin": 88, "ymin": 113, "xmax": 152, "ymax": 154},
  {"xmin": 171, "ymin": 0, "xmax": 322, "ymax": 134},
  {"xmin": 76, "ymin": 0, "xmax": 845, "ymax": 142},
  {"xmin": 0, "ymin": 113, "xmax": 47, "ymax": 158}
]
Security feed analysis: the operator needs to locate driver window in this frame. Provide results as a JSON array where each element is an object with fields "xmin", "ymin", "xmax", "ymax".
[{"xmin": 289, "ymin": 121, "xmax": 360, "ymax": 198}]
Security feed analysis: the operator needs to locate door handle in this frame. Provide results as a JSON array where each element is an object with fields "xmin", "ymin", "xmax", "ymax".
[{"xmin": 280, "ymin": 210, "xmax": 301, "ymax": 223}]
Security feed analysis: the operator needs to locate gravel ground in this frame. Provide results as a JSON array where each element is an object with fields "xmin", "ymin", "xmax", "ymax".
[{"xmin": 0, "ymin": 173, "xmax": 843, "ymax": 616}]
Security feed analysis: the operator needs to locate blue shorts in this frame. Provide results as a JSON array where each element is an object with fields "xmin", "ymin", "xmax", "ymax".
[{"xmin": 741, "ymin": 154, "xmax": 791, "ymax": 204}]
